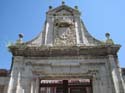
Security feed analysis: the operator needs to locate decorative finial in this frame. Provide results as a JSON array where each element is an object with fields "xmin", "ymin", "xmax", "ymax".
[
  {"xmin": 105, "ymin": 32, "xmax": 114, "ymax": 45},
  {"xmin": 62, "ymin": 0, "xmax": 65, "ymax": 5},
  {"xmin": 16, "ymin": 33, "xmax": 24, "ymax": 44},
  {"xmin": 74, "ymin": 6, "xmax": 78, "ymax": 9},
  {"xmin": 49, "ymin": 6, "xmax": 52, "ymax": 10},
  {"xmin": 19, "ymin": 33, "xmax": 24, "ymax": 39},
  {"xmin": 105, "ymin": 33, "xmax": 110, "ymax": 39}
]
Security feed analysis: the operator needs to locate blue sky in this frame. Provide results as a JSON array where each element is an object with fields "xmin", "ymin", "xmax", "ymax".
[{"xmin": 0, "ymin": 0, "xmax": 125, "ymax": 69}]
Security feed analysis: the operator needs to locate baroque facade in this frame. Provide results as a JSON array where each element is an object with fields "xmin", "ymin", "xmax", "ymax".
[{"xmin": 0, "ymin": 2, "xmax": 125, "ymax": 93}]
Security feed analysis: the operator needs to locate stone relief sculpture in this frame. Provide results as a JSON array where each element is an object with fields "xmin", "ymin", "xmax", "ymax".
[{"xmin": 54, "ymin": 17, "xmax": 76, "ymax": 46}]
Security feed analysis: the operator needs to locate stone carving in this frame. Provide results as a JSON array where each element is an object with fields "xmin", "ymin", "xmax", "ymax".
[
  {"xmin": 54, "ymin": 17, "xmax": 76, "ymax": 46},
  {"xmin": 56, "ymin": 10, "xmax": 73, "ymax": 16}
]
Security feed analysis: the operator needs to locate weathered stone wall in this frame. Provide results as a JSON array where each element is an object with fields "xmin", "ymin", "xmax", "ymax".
[
  {"xmin": 122, "ymin": 68, "xmax": 125, "ymax": 83},
  {"xmin": 0, "ymin": 85, "xmax": 4, "ymax": 93},
  {"xmin": 21, "ymin": 56, "xmax": 113, "ymax": 93},
  {"xmin": 0, "ymin": 69, "xmax": 9, "ymax": 93}
]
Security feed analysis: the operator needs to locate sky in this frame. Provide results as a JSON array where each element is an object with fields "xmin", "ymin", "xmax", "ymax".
[{"xmin": 0, "ymin": 0, "xmax": 125, "ymax": 69}]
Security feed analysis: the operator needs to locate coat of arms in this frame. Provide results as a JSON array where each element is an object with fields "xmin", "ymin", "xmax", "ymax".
[{"xmin": 54, "ymin": 18, "xmax": 76, "ymax": 46}]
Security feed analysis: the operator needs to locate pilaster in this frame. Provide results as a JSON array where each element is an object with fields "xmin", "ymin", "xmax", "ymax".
[
  {"xmin": 7, "ymin": 56, "xmax": 24, "ymax": 93},
  {"xmin": 108, "ymin": 55, "xmax": 125, "ymax": 93}
]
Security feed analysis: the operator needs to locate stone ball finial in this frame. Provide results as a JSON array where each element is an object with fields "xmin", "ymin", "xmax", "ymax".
[
  {"xmin": 62, "ymin": 1, "xmax": 65, "ymax": 5},
  {"xmin": 49, "ymin": 6, "xmax": 52, "ymax": 9},
  {"xmin": 16, "ymin": 33, "xmax": 23, "ymax": 44},
  {"xmin": 105, "ymin": 32, "xmax": 110, "ymax": 39},
  {"xmin": 74, "ymin": 6, "xmax": 78, "ymax": 9},
  {"xmin": 105, "ymin": 32, "xmax": 114, "ymax": 45},
  {"xmin": 19, "ymin": 33, "xmax": 24, "ymax": 39}
]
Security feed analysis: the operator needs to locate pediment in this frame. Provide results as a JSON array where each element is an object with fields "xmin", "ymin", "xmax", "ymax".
[
  {"xmin": 47, "ymin": 5, "xmax": 80, "ymax": 15},
  {"xmin": 55, "ymin": 9, "xmax": 73, "ymax": 16}
]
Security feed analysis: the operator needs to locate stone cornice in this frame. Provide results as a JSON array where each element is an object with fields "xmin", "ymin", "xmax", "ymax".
[{"xmin": 8, "ymin": 45, "xmax": 121, "ymax": 57}]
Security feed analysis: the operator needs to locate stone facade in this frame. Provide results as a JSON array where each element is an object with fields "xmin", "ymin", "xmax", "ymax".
[{"xmin": 0, "ymin": 2, "xmax": 125, "ymax": 93}]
